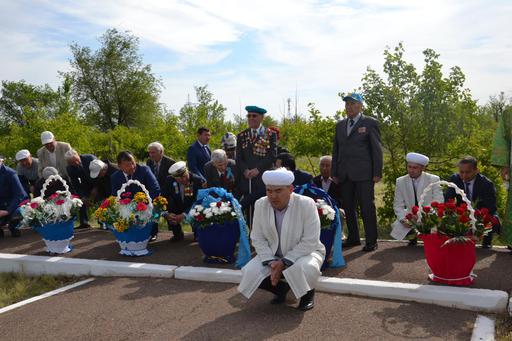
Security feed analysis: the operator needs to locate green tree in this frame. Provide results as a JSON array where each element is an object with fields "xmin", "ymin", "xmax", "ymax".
[{"xmin": 67, "ymin": 28, "xmax": 163, "ymax": 130}]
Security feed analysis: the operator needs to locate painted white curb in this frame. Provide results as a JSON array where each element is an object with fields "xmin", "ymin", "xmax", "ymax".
[
  {"xmin": 175, "ymin": 266, "xmax": 242, "ymax": 283},
  {"xmin": 471, "ymin": 315, "xmax": 495, "ymax": 341},
  {"xmin": 316, "ymin": 277, "xmax": 508, "ymax": 313},
  {"xmin": 0, "ymin": 253, "xmax": 176, "ymax": 278},
  {"xmin": 0, "ymin": 278, "xmax": 95, "ymax": 314}
]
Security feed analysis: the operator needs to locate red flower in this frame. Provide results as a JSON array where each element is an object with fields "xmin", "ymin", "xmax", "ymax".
[
  {"xmin": 120, "ymin": 198, "xmax": 132, "ymax": 205},
  {"xmin": 30, "ymin": 202, "xmax": 39, "ymax": 209},
  {"xmin": 456, "ymin": 206, "xmax": 466, "ymax": 215},
  {"xmin": 437, "ymin": 208, "xmax": 445, "ymax": 218},
  {"xmin": 411, "ymin": 206, "xmax": 419, "ymax": 215},
  {"xmin": 405, "ymin": 213, "xmax": 413, "ymax": 220},
  {"xmin": 460, "ymin": 203, "xmax": 468, "ymax": 210},
  {"xmin": 459, "ymin": 215, "xmax": 471, "ymax": 223},
  {"xmin": 100, "ymin": 199, "xmax": 110, "ymax": 209},
  {"xmin": 71, "ymin": 194, "xmax": 80, "ymax": 199},
  {"xmin": 55, "ymin": 199, "xmax": 65, "ymax": 205},
  {"xmin": 49, "ymin": 193, "xmax": 59, "ymax": 200},
  {"xmin": 19, "ymin": 199, "xmax": 29, "ymax": 207},
  {"xmin": 318, "ymin": 208, "xmax": 323, "ymax": 215},
  {"xmin": 474, "ymin": 209, "xmax": 482, "ymax": 218},
  {"xmin": 136, "ymin": 202, "xmax": 147, "ymax": 211},
  {"xmin": 490, "ymin": 216, "xmax": 499, "ymax": 226},
  {"xmin": 196, "ymin": 215, "xmax": 205, "ymax": 222},
  {"xmin": 216, "ymin": 201, "xmax": 222, "ymax": 207},
  {"xmin": 446, "ymin": 202, "xmax": 456, "ymax": 210},
  {"xmin": 430, "ymin": 201, "xmax": 439, "ymax": 208},
  {"xmin": 422, "ymin": 206, "xmax": 431, "ymax": 213},
  {"xmin": 121, "ymin": 192, "xmax": 132, "ymax": 198},
  {"xmin": 480, "ymin": 208, "xmax": 489, "ymax": 216}
]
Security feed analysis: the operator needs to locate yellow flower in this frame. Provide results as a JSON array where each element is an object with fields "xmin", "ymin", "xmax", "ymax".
[
  {"xmin": 113, "ymin": 219, "xmax": 129, "ymax": 232},
  {"xmin": 134, "ymin": 192, "xmax": 149, "ymax": 203},
  {"xmin": 108, "ymin": 196, "xmax": 117, "ymax": 205}
]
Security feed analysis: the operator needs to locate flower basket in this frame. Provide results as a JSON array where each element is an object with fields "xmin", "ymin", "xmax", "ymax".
[
  {"xmin": 196, "ymin": 220, "xmax": 240, "ymax": 263},
  {"xmin": 294, "ymin": 184, "xmax": 345, "ymax": 269},
  {"xmin": 188, "ymin": 187, "xmax": 251, "ymax": 268},
  {"xmin": 419, "ymin": 233, "xmax": 476, "ymax": 285},
  {"xmin": 19, "ymin": 174, "xmax": 82, "ymax": 254},
  {"xmin": 411, "ymin": 181, "xmax": 489, "ymax": 286},
  {"xmin": 95, "ymin": 180, "xmax": 167, "ymax": 257}
]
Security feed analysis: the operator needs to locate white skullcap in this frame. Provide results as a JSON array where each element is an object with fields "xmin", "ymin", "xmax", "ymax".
[
  {"xmin": 168, "ymin": 161, "xmax": 187, "ymax": 176},
  {"xmin": 406, "ymin": 152, "xmax": 429, "ymax": 166},
  {"xmin": 15, "ymin": 149, "xmax": 31, "ymax": 161},
  {"xmin": 42, "ymin": 167, "xmax": 59, "ymax": 179},
  {"xmin": 41, "ymin": 131, "xmax": 54, "ymax": 145},
  {"xmin": 221, "ymin": 132, "xmax": 237, "ymax": 149},
  {"xmin": 89, "ymin": 159, "xmax": 106, "ymax": 179},
  {"xmin": 262, "ymin": 168, "xmax": 295, "ymax": 186}
]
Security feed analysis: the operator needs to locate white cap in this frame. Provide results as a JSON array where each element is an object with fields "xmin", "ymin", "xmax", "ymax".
[
  {"xmin": 221, "ymin": 132, "xmax": 237, "ymax": 149},
  {"xmin": 168, "ymin": 161, "xmax": 187, "ymax": 177},
  {"xmin": 15, "ymin": 149, "xmax": 30, "ymax": 161},
  {"xmin": 406, "ymin": 152, "xmax": 429, "ymax": 166},
  {"xmin": 89, "ymin": 159, "xmax": 106, "ymax": 179},
  {"xmin": 262, "ymin": 168, "xmax": 295, "ymax": 186},
  {"xmin": 42, "ymin": 167, "xmax": 59, "ymax": 179},
  {"xmin": 41, "ymin": 131, "xmax": 54, "ymax": 145}
]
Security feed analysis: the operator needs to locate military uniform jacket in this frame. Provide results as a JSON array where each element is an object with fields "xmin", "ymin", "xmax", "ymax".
[{"xmin": 161, "ymin": 173, "xmax": 204, "ymax": 215}]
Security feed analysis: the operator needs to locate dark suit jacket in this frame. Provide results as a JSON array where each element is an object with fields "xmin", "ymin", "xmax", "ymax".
[
  {"xmin": 146, "ymin": 155, "xmax": 176, "ymax": 187},
  {"xmin": 66, "ymin": 154, "xmax": 96, "ymax": 197},
  {"xmin": 235, "ymin": 127, "xmax": 277, "ymax": 194},
  {"xmin": 161, "ymin": 173, "xmax": 204, "ymax": 214},
  {"xmin": 111, "ymin": 164, "xmax": 160, "ymax": 199},
  {"xmin": 445, "ymin": 173, "xmax": 497, "ymax": 215},
  {"xmin": 91, "ymin": 160, "xmax": 118, "ymax": 201},
  {"xmin": 331, "ymin": 114, "xmax": 383, "ymax": 182},
  {"xmin": 0, "ymin": 164, "xmax": 28, "ymax": 215},
  {"xmin": 204, "ymin": 159, "xmax": 238, "ymax": 196},
  {"xmin": 187, "ymin": 141, "xmax": 211, "ymax": 180},
  {"xmin": 313, "ymin": 175, "xmax": 341, "ymax": 206},
  {"xmin": 293, "ymin": 169, "xmax": 313, "ymax": 186}
]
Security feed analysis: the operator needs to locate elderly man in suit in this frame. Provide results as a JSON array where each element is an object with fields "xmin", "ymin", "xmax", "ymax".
[
  {"xmin": 313, "ymin": 156, "xmax": 341, "ymax": 206},
  {"xmin": 445, "ymin": 156, "xmax": 500, "ymax": 248},
  {"xmin": 161, "ymin": 161, "xmax": 203, "ymax": 242},
  {"xmin": 37, "ymin": 131, "xmax": 72, "ymax": 179},
  {"xmin": 331, "ymin": 93, "xmax": 383, "ymax": 251},
  {"xmin": 65, "ymin": 149, "xmax": 97, "ymax": 229},
  {"xmin": 236, "ymin": 106, "xmax": 278, "ymax": 211},
  {"xmin": 392, "ymin": 153, "xmax": 443, "ymax": 245},
  {"xmin": 186, "ymin": 127, "xmax": 212, "ymax": 181},
  {"xmin": 238, "ymin": 168, "xmax": 325, "ymax": 311},
  {"xmin": 204, "ymin": 149, "xmax": 238, "ymax": 195},
  {"xmin": 15, "ymin": 149, "xmax": 40, "ymax": 196},
  {"xmin": 0, "ymin": 158, "xmax": 28, "ymax": 238}
]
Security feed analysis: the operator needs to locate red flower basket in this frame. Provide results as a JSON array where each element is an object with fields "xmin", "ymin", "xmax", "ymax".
[{"xmin": 419, "ymin": 233, "xmax": 476, "ymax": 286}]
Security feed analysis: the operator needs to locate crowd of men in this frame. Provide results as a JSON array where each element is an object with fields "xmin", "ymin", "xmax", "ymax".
[{"xmin": 0, "ymin": 92, "xmax": 507, "ymax": 310}]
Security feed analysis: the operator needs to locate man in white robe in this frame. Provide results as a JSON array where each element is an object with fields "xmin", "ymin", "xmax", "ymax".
[
  {"xmin": 392, "ymin": 152, "xmax": 443, "ymax": 245},
  {"xmin": 237, "ymin": 168, "xmax": 325, "ymax": 311}
]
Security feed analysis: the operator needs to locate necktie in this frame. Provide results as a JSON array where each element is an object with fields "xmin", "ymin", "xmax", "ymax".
[
  {"xmin": 465, "ymin": 182, "xmax": 472, "ymax": 201},
  {"xmin": 251, "ymin": 129, "xmax": 257, "ymax": 139},
  {"xmin": 412, "ymin": 179, "xmax": 418, "ymax": 207},
  {"xmin": 220, "ymin": 173, "xmax": 227, "ymax": 186},
  {"xmin": 204, "ymin": 145, "xmax": 210, "ymax": 157},
  {"xmin": 349, "ymin": 119, "xmax": 355, "ymax": 127},
  {"xmin": 153, "ymin": 162, "xmax": 159, "ymax": 176}
]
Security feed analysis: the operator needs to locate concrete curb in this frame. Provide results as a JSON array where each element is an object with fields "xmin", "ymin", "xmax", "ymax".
[
  {"xmin": 0, "ymin": 253, "xmax": 176, "ymax": 278},
  {"xmin": 0, "ymin": 253, "xmax": 508, "ymax": 313}
]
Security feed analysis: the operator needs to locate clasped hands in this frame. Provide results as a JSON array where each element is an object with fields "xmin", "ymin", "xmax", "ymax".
[
  {"xmin": 243, "ymin": 168, "xmax": 260, "ymax": 179},
  {"xmin": 166, "ymin": 213, "xmax": 184, "ymax": 224},
  {"xmin": 268, "ymin": 259, "xmax": 285, "ymax": 286}
]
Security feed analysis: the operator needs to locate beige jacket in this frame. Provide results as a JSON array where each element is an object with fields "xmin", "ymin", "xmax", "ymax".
[{"xmin": 37, "ymin": 141, "xmax": 72, "ymax": 178}]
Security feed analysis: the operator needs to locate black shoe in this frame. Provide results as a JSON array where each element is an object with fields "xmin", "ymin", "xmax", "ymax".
[
  {"xmin": 0, "ymin": 229, "xmax": 4, "ymax": 239},
  {"xmin": 10, "ymin": 229, "xmax": 21, "ymax": 238},
  {"xmin": 298, "ymin": 289, "xmax": 315, "ymax": 311},
  {"xmin": 170, "ymin": 234, "xmax": 184, "ymax": 242},
  {"xmin": 342, "ymin": 240, "xmax": 361, "ymax": 248},
  {"xmin": 270, "ymin": 281, "xmax": 290, "ymax": 304},
  {"xmin": 481, "ymin": 235, "xmax": 492, "ymax": 249},
  {"xmin": 76, "ymin": 223, "xmax": 91, "ymax": 229},
  {"xmin": 150, "ymin": 234, "xmax": 158, "ymax": 242},
  {"xmin": 362, "ymin": 243, "xmax": 378, "ymax": 252},
  {"xmin": 408, "ymin": 239, "xmax": 417, "ymax": 246}
]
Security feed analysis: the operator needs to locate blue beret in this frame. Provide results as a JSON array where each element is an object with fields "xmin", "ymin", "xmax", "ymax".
[
  {"xmin": 245, "ymin": 105, "xmax": 267, "ymax": 115},
  {"xmin": 342, "ymin": 92, "xmax": 364, "ymax": 103}
]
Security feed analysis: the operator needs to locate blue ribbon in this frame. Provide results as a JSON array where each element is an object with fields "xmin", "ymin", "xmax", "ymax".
[
  {"xmin": 187, "ymin": 187, "xmax": 251, "ymax": 268},
  {"xmin": 294, "ymin": 183, "xmax": 345, "ymax": 268}
]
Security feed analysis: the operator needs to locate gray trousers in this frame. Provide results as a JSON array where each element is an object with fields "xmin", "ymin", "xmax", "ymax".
[{"xmin": 339, "ymin": 178, "xmax": 378, "ymax": 245}]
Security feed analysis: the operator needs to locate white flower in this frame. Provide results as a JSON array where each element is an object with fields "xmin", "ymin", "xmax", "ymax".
[
  {"xmin": 212, "ymin": 207, "xmax": 220, "ymax": 215},
  {"xmin": 205, "ymin": 212, "xmax": 213, "ymax": 219},
  {"xmin": 189, "ymin": 209, "xmax": 197, "ymax": 216},
  {"xmin": 195, "ymin": 205, "xmax": 204, "ymax": 212},
  {"xmin": 209, "ymin": 202, "xmax": 217, "ymax": 208},
  {"xmin": 231, "ymin": 212, "xmax": 237, "ymax": 216},
  {"xmin": 32, "ymin": 197, "xmax": 45, "ymax": 204}
]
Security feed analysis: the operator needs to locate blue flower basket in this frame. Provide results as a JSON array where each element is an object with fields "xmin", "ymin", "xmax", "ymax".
[
  {"xmin": 196, "ymin": 220, "xmax": 240, "ymax": 264},
  {"xmin": 33, "ymin": 220, "xmax": 74, "ymax": 254},
  {"xmin": 320, "ymin": 225, "xmax": 336, "ymax": 270},
  {"xmin": 110, "ymin": 222, "xmax": 154, "ymax": 256}
]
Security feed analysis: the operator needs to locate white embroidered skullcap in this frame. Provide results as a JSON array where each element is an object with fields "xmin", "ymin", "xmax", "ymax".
[
  {"xmin": 262, "ymin": 168, "xmax": 295, "ymax": 186},
  {"xmin": 168, "ymin": 161, "xmax": 187, "ymax": 176},
  {"xmin": 89, "ymin": 159, "xmax": 106, "ymax": 179},
  {"xmin": 406, "ymin": 152, "xmax": 429, "ymax": 166},
  {"xmin": 42, "ymin": 167, "xmax": 59, "ymax": 179},
  {"xmin": 41, "ymin": 131, "xmax": 54, "ymax": 145},
  {"xmin": 15, "ymin": 149, "xmax": 31, "ymax": 161}
]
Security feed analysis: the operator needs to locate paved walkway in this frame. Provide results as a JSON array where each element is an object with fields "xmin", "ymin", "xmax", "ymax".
[
  {"xmin": 0, "ymin": 277, "xmax": 476, "ymax": 340},
  {"xmin": 1, "ymin": 228, "xmax": 511, "ymax": 291}
]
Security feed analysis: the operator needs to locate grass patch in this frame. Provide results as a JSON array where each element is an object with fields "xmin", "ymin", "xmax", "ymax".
[
  {"xmin": 496, "ymin": 315, "xmax": 512, "ymax": 341},
  {"xmin": 0, "ymin": 273, "xmax": 77, "ymax": 308}
]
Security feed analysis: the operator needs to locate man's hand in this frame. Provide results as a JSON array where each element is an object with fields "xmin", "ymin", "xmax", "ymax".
[
  {"xmin": 243, "ymin": 169, "xmax": 251, "ymax": 179},
  {"xmin": 0, "ymin": 210, "xmax": 8, "ymax": 218},
  {"xmin": 501, "ymin": 167, "xmax": 510, "ymax": 182},
  {"xmin": 331, "ymin": 176, "xmax": 339, "ymax": 184},
  {"xmin": 400, "ymin": 219, "xmax": 412, "ymax": 228},
  {"xmin": 250, "ymin": 168, "xmax": 260, "ymax": 178},
  {"xmin": 269, "ymin": 260, "xmax": 285, "ymax": 286},
  {"xmin": 373, "ymin": 176, "xmax": 382, "ymax": 183},
  {"xmin": 168, "ymin": 213, "xmax": 184, "ymax": 224}
]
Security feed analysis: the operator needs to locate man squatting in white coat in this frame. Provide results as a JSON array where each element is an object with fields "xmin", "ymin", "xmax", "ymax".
[{"xmin": 238, "ymin": 168, "xmax": 325, "ymax": 311}]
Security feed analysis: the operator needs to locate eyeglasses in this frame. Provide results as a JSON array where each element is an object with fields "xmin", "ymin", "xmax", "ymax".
[{"xmin": 246, "ymin": 114, "xmax": 259, "ymax": 118}]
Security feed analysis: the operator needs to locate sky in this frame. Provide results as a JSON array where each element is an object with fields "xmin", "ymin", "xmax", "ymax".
[{"xmin": 1, "ymin": 0, "xmax": 511, "ymax": 120}]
